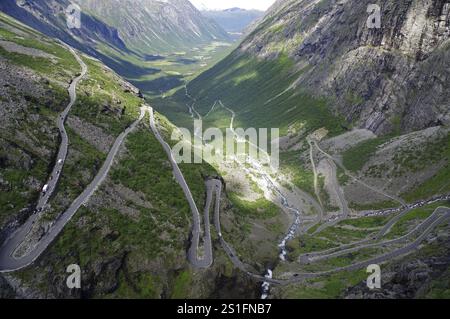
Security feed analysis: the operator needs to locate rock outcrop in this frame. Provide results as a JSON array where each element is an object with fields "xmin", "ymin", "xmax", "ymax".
[{"xmin": 239, "ymin": 0, "xmax": 450, "ymax": 135}]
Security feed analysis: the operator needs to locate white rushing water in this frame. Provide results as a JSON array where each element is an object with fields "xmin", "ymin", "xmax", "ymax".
[
  {"xmin": 260, "ymin": 175, "xmax": 302, "ymax": 299},
  {"xmin": 261, "ymin": 269, "xmax": 273, "ymax": 299},
  {"xmin": 210, "ymin": 105, "xmax": 303, "ymax": 299},
  {"xmin": 278, "ymin": 207, "xmax": 301, "ymax": 261}
]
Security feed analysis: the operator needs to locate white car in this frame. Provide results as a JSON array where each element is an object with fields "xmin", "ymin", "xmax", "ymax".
[
  {"xmin": 42, "ymin": 184, "xmax": 49, "ymax": 193},
  {"xmin": 58, "ymin": 159, "xmax": 63, "ymax": 165}
]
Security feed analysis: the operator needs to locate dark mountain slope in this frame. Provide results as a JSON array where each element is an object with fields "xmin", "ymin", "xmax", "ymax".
[{"xmin": 0, "ymin": 0, "xmax": 127, "ymax": 55}]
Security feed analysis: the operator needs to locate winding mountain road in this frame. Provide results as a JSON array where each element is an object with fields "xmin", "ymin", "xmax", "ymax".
[
  {"xmin": 0, "ymin": 45, "xmax": 145, "ymax": 272},
  {"xmin": 37, "ymin": 43, "xmax": 87, "ymax": 213},
  {"xmin": 184, "ymin": 85, "xmax": 202, "ymax": 120},
  {"xmin": 299, "ymin": 195, "xmax": 450, "ymax": 263},
  {"xmin": 302, "ymin": 206, "xmax": 448, "ymax": 264},
  {"xmin": 0, "ymin": 105, "xmax": 146, "ymax": 272},
  {"xmin": 147, "ymin": 105, "xmax": 212, "ymax": 268},
  {"xmin": 2, "ymin": 41, "xmax": 446, "ymax": 290},
  {"xmin": 0, "ymin": 44, "xmax": 87, "ymax": 272},
  {"xmin": 175, "ymin": 91, "xmax": 450, "ymax": 286},
  {"xmin": 142, "ymin": 91, "xmax": 450, "ymax": 286},
  {"xmin": 197, "ymin": 177, "xmax": 450, "ymax": 285}
]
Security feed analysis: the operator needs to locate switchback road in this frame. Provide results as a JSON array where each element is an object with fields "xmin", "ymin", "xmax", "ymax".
[{"xmin": 0, "ymin": 44, "xmax": 145, "ymax": 271}]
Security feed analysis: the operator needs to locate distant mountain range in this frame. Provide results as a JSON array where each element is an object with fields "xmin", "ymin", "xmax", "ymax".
[
  {"xmin": 77, "ymin": 0, "xmax": 231, "ymax": 54},
  {"xmin": 0, "ymin": 0, "xmax": 232, "ymax": 81},
  {"xmin": 201, "ymin": 7, "xmax": 264, "ymax": 35}
]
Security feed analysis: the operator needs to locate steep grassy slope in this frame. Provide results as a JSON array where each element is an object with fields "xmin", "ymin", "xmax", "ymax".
[
  {"xmin": 0, "ymin": 12, "xmax": 79, "ymax": 227},
  {"xmin": 0, "ymin": 12, "xmax": 188, "ymax": 297},
  {"xmin": 159, "ymin": 52, "xmax": 345, "ymax": 137},
  {"xmin": 14, "ymin": 126, "xmax": 196, "ymax": 298}
]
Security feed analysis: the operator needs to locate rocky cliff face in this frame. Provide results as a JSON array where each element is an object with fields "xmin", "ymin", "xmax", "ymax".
[{"xmin": 238, "ymin": 0, "xmax": 450, "ymax": 135}]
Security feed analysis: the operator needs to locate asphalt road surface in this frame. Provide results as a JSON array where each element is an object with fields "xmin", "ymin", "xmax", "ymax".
[
  {"xmin": 299, "ymin": 195, "xmax": 450, "ymax": 262},
  {"xmin": 0, "ymin": 44, "xmax": 87, "ymax": 272},
  {"xmin": 38, "ymin": 44, "xmax": 87, "ymax": 213},
  {"xmin": 303, "ymin": 206, "xmax": 448, "ymax": 263},
  {"xmin": 0, "ymin": 55, "xmax": 145, "ymax": 273},
  {"xmin": 147, "ymin": 105, "xmax": 212, "ymax": 268}
]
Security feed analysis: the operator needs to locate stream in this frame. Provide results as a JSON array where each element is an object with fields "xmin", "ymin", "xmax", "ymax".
[
  {"xmin": 260, "ymin": 174, "xmax": 302, "ymax": 299},
  {"xmin": 192, "ymin": 98, "xmax": 304, "ymax": 299}
]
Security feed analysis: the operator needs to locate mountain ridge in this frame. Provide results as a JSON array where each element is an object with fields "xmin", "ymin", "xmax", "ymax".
[{"xmin": 77, "ymin": 0, "xmax": 231, "ymax": 54}]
